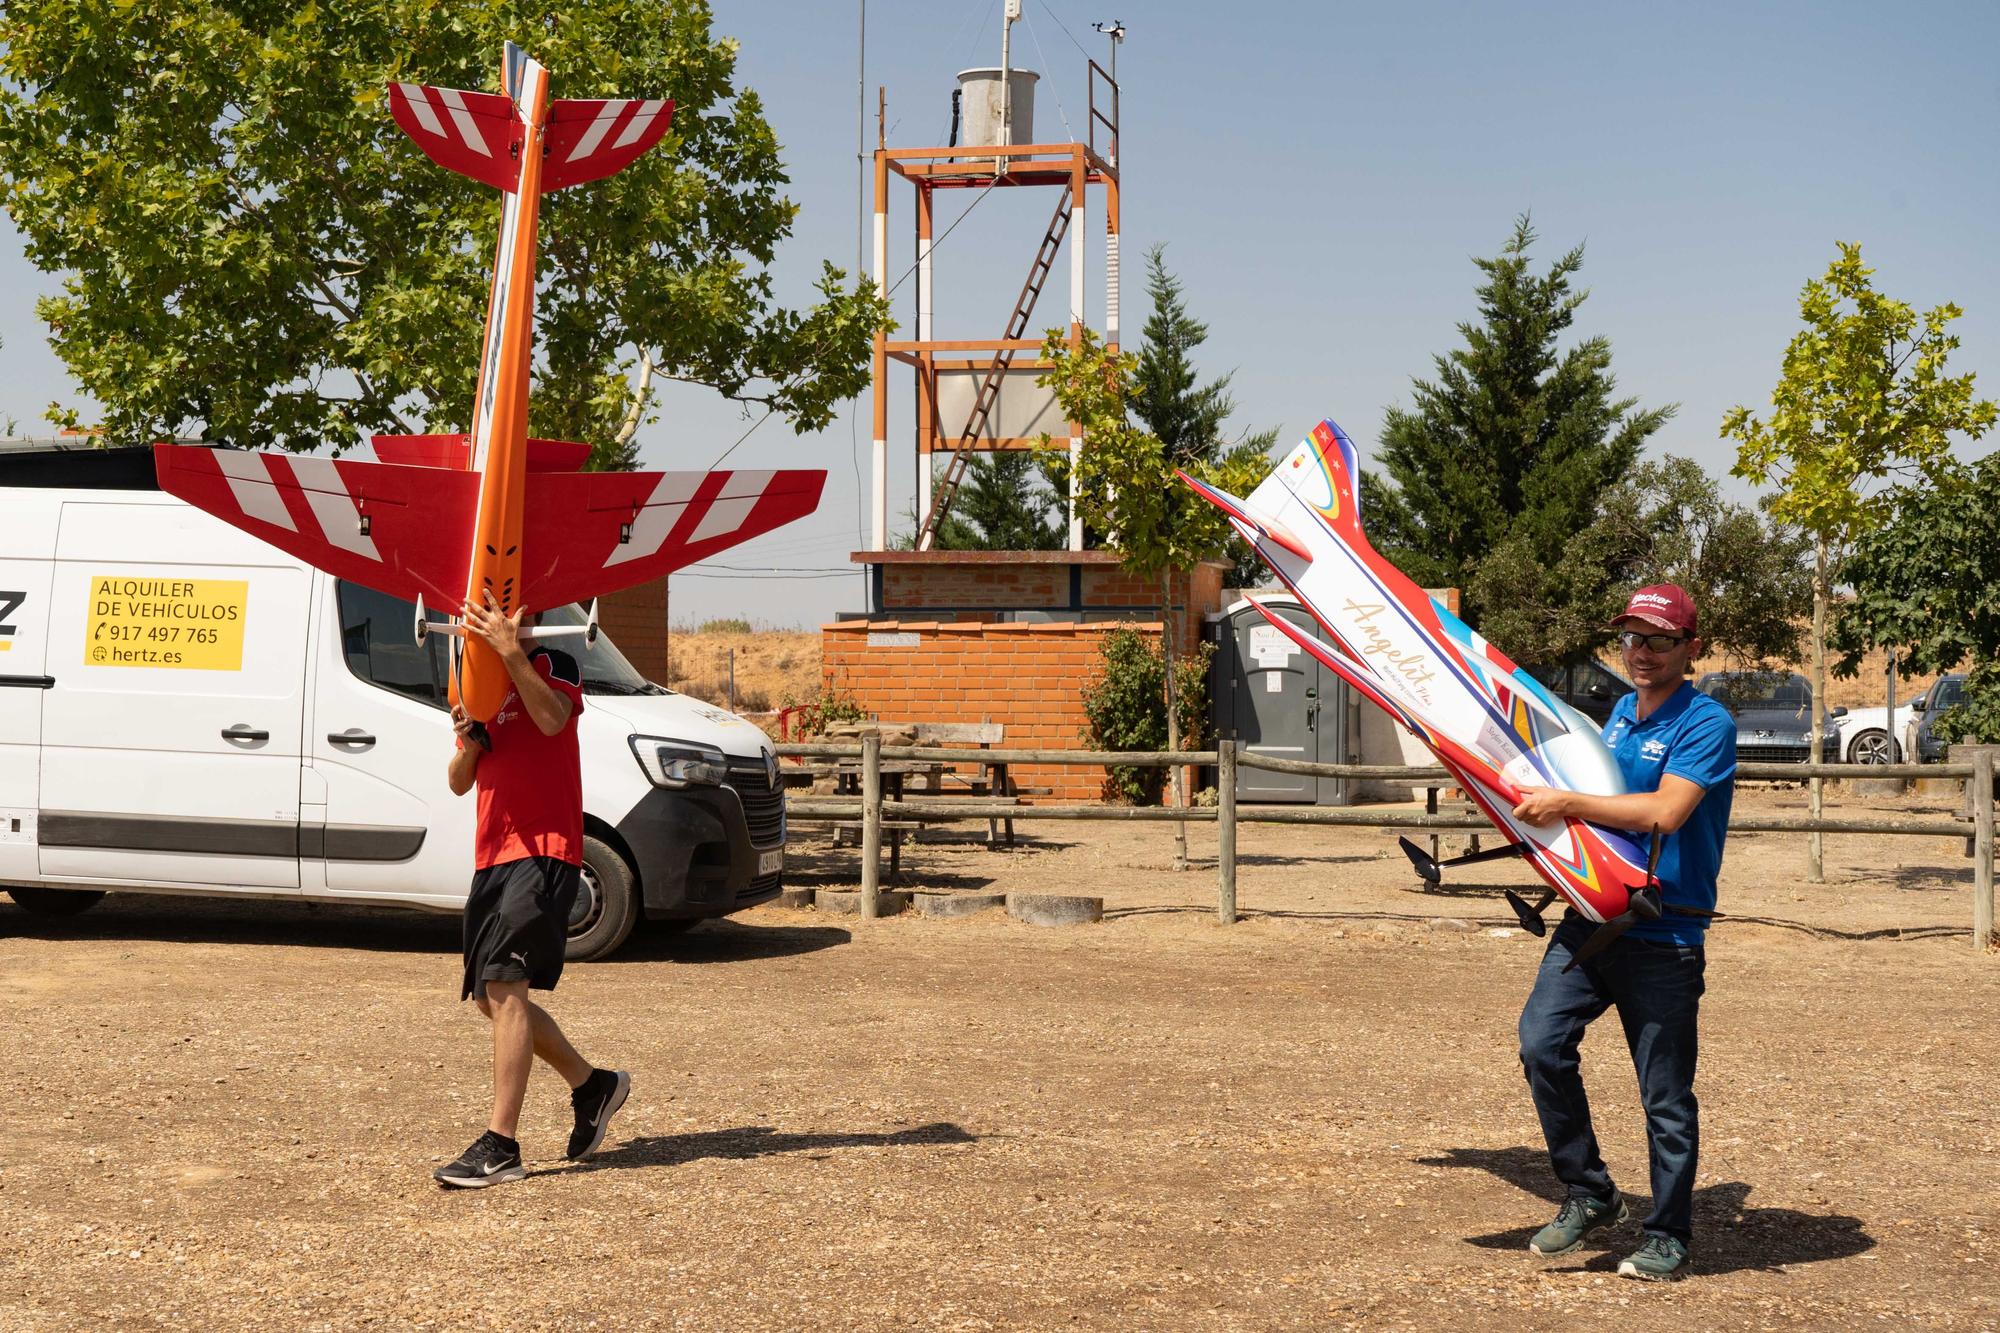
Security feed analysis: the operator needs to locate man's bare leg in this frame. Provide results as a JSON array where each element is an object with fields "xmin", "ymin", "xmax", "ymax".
[{"xmin": 479, "ymin": 981, "xmax": 593, "ymax": 1138}]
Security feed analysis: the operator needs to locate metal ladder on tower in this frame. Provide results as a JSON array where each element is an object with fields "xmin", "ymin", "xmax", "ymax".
[{"xmin": 915, "ymin": 191, "xmax": 1074, "ymax": 551}]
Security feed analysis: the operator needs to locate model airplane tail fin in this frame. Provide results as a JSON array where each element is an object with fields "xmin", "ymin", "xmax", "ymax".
[
  {"xmin": 388, "ymin": 82, "xmax": 523, "ymax": 192},
  {"xmin": 541, "ymin": 96, "xmax": 676, "ymax": 191},
  {"xmin": 388, "ymin": 77, "xmax": 673, "ymax": 194},
  {"xmin": 1262, "ymin": 418, "xmax": 1368, "ymax": 550}
]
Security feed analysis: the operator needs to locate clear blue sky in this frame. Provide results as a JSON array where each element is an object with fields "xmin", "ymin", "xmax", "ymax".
[{"xmin": 3, "ymin": 0, "xmax": 1995, "ymax": 628}]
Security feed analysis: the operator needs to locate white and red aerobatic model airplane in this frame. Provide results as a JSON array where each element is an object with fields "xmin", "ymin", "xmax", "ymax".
[
  {"xmin": 157, "ymin": 43, "xmax": 824, "ymax": 722},
  {"xmin": 1182, "ymin": 420, "xmax": 1696, "ymax": 968}
]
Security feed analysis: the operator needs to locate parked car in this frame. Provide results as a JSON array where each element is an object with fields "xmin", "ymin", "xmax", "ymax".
[
  {"xmin": 1522, "ymin": 658, "xmax": 1635, "ymax": 727},
  {"xmin": 1911, "ymin": 672, "xmax": 1971, "ymax": 763},
  {"xmin": 1833, "ymin": 700, "xmax": 1918, "ymax": 764},
  {"xmin": 1694, "ymin": 671, "xmax": 1843, "ymax": 764}
]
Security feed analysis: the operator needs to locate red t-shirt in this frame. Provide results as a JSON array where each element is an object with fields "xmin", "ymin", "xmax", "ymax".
[{"xmin": 464, "ymin": 648, "xmax": 585, "ymax": 869}]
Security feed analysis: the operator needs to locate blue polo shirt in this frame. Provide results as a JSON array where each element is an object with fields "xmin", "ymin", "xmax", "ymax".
[{"xmin": 1599, "ymin": 681, "xmax": 1736, "ymax": 945}]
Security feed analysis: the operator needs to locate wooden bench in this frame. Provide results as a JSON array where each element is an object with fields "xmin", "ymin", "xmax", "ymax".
[{"xmin": 907, "ymin": 722, "xmax": 1014, "ymax": 848}]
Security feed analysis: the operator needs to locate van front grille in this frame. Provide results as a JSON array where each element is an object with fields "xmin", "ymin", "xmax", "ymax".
[{"xmin": 727, "ymin": 760, "xmax": 785, "ymax": 847}]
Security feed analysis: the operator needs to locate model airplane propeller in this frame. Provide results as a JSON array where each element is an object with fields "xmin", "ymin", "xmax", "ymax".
[
  {"xmin": 1181, "ymin": 419, "xmax": 1670, "ymax": 958},
  {"xmin": 156, "ymin": 43, "xmax": 827, "ymax": 721}
]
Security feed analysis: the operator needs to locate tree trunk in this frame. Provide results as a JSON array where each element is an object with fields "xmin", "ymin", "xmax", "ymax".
[
  {"xmin": 1808, "ymin": 539, "xmax": 1827, "ymax": 884},
  {"xmin": 1163, "ymin": 571, "xmax": 1188, "ymax": 872},
  {"xmin": 611, "ymin": 348, "xmax": 656, "ymax": 451}
]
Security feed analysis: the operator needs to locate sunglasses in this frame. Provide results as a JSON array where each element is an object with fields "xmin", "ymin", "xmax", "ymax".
[{"xmin": 1618, "ymin": 630, "xmax": 1690, "ymax": 653}]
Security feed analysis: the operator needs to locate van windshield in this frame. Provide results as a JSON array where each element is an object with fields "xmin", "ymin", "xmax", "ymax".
[
  {"xmin": 334, "ymin": 582, "xmax": 669, "ymax": 705},
  {"xmin": 537, "ymin": 603, "xmax": 669, "ymax": 696}
]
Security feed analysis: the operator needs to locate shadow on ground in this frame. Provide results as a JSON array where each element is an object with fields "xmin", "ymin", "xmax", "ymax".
[
  {"xmin": 559, "ymin": 1121, "xmax": 977, "ymax": 1176},
  {"xmin": 608, "ymin": 919, "xmax": 849, "ymax": 964},
  {"xmin": 0, "ymin": 894, "xmax": 460, "ymax": 955},
  {"xmin": 1419, "ymin": 1144, "xmax": 1875, "ymax": 1276},
  {"xmin": 0, "ymin": 897, "xmax": 852, "ymax": 964}
]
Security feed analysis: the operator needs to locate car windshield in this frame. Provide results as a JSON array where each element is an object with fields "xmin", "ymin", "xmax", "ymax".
[
  {"xmin": 1704, "ymin": 672, "xmax": 1810, "ymax": 710},
  {"xmin": 538, "ymin": 603, "xmax": 672, "ymax": 696},
  {"xmin": 1935, "ymin": 678, "xmax": 1965, "ymax": 707}
]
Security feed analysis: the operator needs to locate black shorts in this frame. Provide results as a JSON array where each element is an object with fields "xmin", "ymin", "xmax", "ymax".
[{"xmin": 461, "ymin": 857, "xmax": 580, "ymax": 1001}]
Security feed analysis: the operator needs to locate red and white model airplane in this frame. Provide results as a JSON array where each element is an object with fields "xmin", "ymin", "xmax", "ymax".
[
  {"xmin": 157, "ymin": 42, "xmax": 825, "ymax": 721},
  {"xmin": 1182, "ymin": 420, "xmax": 1709, "ymax": 968}
]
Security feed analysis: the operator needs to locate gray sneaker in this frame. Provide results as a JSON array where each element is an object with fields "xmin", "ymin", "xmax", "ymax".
[
  {"xmin": 1617, "ymin": 1233, "xmax": 1689, "ymax": 1280},
  {"xmin": 1528, "ymin": 1192, "xmax": 1629, "ymax": 1256}
]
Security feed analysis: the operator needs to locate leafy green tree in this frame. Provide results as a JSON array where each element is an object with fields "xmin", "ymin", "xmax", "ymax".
[
  {"xmin": 1831, "ymin": 451, "xmax": 2000, "ymax": 745},
  {"xmin": 1079, "ymin": 628, "xmax": 1212, "ymax": 804},
  {"xmin": 929, "ymin": 451, "xmax": 1063, "ymax": 550},
  {"xmin": 1039, "ymin": 326, "xmax": 1266, "ymax": 860},
  {"xmin": 1362, "ymin": 216, "xmax": 1672, "ymax": 622},
  {"xmin": 1471, "ymin": 456, "xmax": 1811, "ymax": 668},
  {"xmin": 1725, "ymin": 242, "xmax": 1996, "ymax": 876},
  {"xmin": 1129, "ymin": 244, "xmax": 1278, "ymax": 585},
  {"xmin": 0, "ymin": 0, "xmax": 888, "ymax": 464}
]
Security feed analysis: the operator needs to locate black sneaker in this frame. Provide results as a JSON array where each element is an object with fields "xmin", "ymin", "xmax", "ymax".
[
  {"xmin": 567, "ymin": 1068, "xmax": 630, "ymax": 1160},
  {"xmin": 1528, "ymin": 1192, "xmax": 1628, "ymax": 1256},
  {"xmin": 433, "ymin": 1131, "xmax": 525, "ymax": 1189}
]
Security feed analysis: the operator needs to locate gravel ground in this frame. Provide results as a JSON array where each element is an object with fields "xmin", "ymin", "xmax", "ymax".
[{"xmin": 1, "ymin": 783, "xmax": 1995, "ymax": 1331}]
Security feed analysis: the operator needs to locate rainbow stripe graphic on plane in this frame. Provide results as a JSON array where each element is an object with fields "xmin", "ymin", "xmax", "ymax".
[{"xmin": 1181, "ymin": 419, "xmax": 1651, "ymax": 925}]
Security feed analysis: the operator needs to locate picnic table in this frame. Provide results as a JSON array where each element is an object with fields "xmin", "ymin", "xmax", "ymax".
[{"xmin": 780, "ymin": 723, "xmax": 1021, "ymax": 871}]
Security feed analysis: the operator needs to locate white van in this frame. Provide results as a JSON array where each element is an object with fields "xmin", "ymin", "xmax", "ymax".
[{"xmin": 0, "ymin": 449, "xmax": 785, "ymax": 959}]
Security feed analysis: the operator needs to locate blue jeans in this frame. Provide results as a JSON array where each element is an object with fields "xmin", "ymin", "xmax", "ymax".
[{"xmin": 1517, "ymin": 914, "xmax": 1706, "ymax": 1242}]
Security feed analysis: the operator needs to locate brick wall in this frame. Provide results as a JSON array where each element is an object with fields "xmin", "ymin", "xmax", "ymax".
[
  {"xmin": 882, "ymin": 562, "xmax": 1067, "ymax": 609},
  {"xmin": 597, "ymin": 579, "xmax": 667, "ymax": 684},
  {"xmin": 821, "ymin": 619, "xmax": 1169, "ymax": 803}
]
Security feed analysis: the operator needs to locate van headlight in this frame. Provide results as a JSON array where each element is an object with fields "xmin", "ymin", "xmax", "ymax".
[{"xmin": 630, "ymin": 736, "xmax": 728, "ymax": 788}]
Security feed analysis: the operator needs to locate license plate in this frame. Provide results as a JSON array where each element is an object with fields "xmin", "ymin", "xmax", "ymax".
[{"xmin": 757, "ymin": 848, "xmax": 783, "ymax": 876}]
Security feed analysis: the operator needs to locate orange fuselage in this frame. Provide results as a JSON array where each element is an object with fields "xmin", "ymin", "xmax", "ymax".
[{"xmin": 452, "ymin": 65, "xmax": 550, "ymax": 722}]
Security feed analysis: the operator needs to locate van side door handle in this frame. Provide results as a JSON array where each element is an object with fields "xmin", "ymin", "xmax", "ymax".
[
  {"xmin": 327, "ymin": 728, "xmax": 377, "ymax": 747},
  {"xmin": 221, "ymin": 724, "xmax": 271, "ymax": 742}
]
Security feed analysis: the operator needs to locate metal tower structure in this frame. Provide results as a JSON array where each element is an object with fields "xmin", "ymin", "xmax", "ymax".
[{"xmin": 864, "ymin": 25, "xmax": 1121, "ymax": 553}]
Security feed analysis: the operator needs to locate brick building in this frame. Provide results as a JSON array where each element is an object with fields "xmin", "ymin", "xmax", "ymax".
[
  {"xmin": 822, "ymin": 551, "xmax": 1230, "ymax": 802},
  {"xmin": 595, "ymin": 578, "xmax": 668, "ymax": 683}
]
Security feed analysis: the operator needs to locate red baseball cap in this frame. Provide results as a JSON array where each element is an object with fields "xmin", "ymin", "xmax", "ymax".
[{"xmin": 1610, "ymin": 583, "xmax": 1697, "ymax": 636}]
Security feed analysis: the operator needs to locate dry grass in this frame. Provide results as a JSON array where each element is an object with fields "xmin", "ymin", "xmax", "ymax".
[
  {"xmin": 2, "ymin": 785, "xmax": 1994, "ymax": 1329},
  {"xmin": 665, "ymin": 626, "xmax": 824, "ymax": 718}
]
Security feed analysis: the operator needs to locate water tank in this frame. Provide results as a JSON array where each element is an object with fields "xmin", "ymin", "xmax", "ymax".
[{"xmin": 956, "ymin": 67, "xmax": 1038, "ymax": 147}]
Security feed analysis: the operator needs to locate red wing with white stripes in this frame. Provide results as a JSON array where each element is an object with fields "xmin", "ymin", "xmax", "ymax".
[
  {"xmin": 517, "ymin": 469, "xmax": 826, "ymax": 611},
  {"xmin": 387, "ymin": 83, "xmax": 673, "ymax": 194},
  {"xmin": 153, "ymin": 445, "xmax": 476, "ymax": 608}
]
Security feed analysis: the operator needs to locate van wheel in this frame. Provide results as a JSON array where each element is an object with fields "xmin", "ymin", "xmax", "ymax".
[
  {"xmin": 5, "ymin": 887, "xmax": 106, "ymax": 916},
  {"xmin": 567, "ymin": 836, "xmax": 639, "ymax": 962}
]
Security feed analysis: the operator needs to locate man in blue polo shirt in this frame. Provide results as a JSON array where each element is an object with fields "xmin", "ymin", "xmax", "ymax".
[{"xmin": 1507, "ymin": 583, "xmax": 1736, "ymax": 1281}]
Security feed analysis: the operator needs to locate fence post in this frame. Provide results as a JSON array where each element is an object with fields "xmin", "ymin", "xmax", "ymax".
[
  {"xmin": 1218, "ymin": 739, "xmax": 1238, "ymax": 925},
  {"xmin": 1975, "ymin": 748, "xmax": 1994, "ymax": 953},
  {"xmin": 861, "ymin": 731, "xmax": 882, "ymax": 919}
]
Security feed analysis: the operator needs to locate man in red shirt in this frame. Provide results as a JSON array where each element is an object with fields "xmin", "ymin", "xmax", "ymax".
[{"xmin": 433, "ymin": 591, "xmax": 629, "ymax": 1188}]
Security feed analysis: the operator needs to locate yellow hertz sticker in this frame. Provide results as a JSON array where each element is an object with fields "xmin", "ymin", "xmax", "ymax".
[{"xmin": 85, "ymin": 577, "xmax": 249, "ymax": 671}]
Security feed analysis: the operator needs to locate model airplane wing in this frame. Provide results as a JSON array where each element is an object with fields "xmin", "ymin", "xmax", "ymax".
[
  {"xmin": 516, "ymin": 467, "xmax": 827, "ymax": 612},
  {"xmin": 154, "ymin": 444, "xmax": 475, "ymax": 608},
  {"xmin": 1183, "ymin": 420, "xmax": 1653, "ymax": 926}
]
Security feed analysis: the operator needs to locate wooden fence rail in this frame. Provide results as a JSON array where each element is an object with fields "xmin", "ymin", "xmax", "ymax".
[{"xmin": 775, "ymin": 742, "xmax": 1995, "ymax": 949}]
